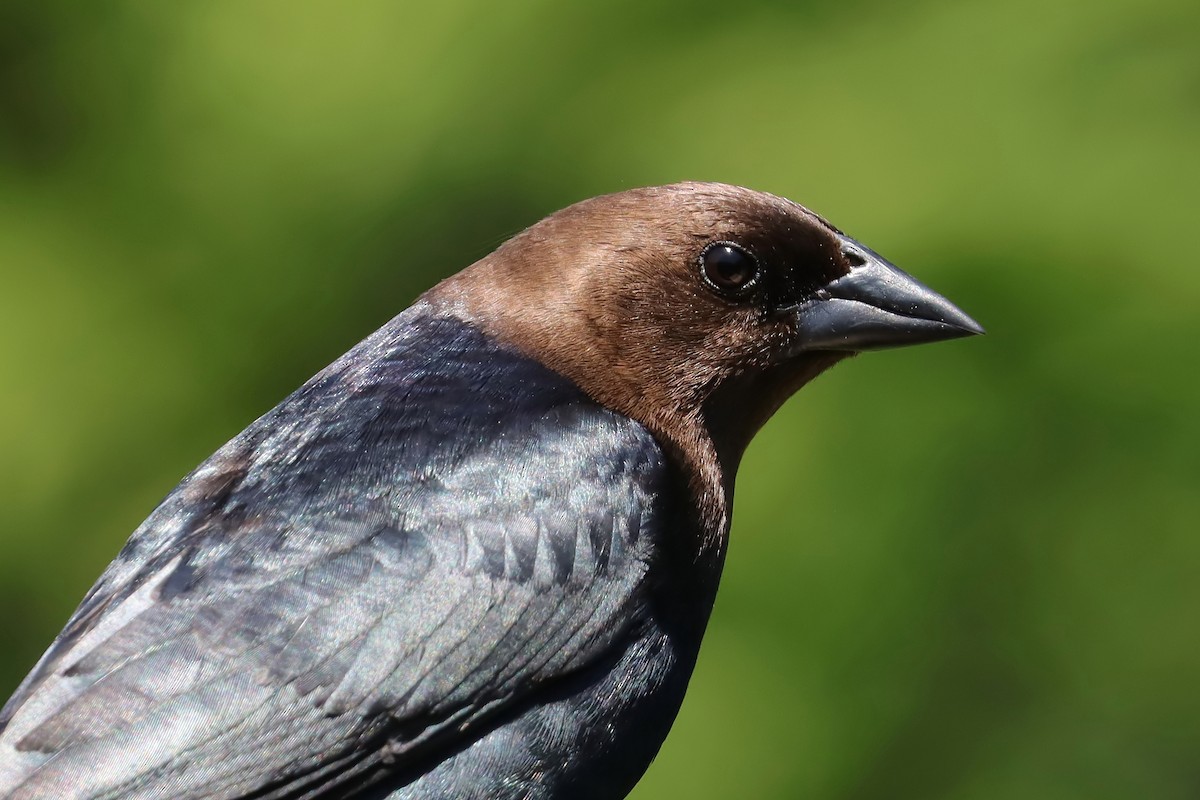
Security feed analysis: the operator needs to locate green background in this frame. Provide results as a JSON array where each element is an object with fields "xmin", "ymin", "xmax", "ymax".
[{"xmin": 1, "ymin": 1, "xmax": 1197, "ymax": 798}]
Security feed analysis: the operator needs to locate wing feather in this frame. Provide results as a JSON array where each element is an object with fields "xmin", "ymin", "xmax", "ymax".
[{"xmin": 0, "ymin": 310, "xmax": 673, "ymax": 800}]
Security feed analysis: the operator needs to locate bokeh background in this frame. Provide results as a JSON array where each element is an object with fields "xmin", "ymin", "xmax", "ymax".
[{"xmin": 1, "ymin": 1, "xmax": 1197, "ymax": 798}]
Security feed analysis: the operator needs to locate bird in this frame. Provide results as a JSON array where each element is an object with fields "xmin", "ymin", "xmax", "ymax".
[{"xmin": 0, "ymin": 182, "xmax": 982, "ymax": 799}]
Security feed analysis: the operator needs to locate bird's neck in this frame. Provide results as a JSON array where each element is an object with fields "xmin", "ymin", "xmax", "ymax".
[
  {"xmin": 426, "ymin": 265, "xmax": 735, "ymax": 558},
  {"xmin": 703, "ymin": 351, "xmax": 850, "ymax": 473}
]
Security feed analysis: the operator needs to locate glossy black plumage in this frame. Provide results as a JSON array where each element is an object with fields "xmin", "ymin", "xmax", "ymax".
[{"xmin": 0, "ymin": 307, "xmax": 705, "ymax": 799}]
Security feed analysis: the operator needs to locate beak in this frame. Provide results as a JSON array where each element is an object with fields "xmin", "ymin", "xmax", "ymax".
[{"xmin": 791, "ymin": 235, "xmax": 984, "ymax": 352}]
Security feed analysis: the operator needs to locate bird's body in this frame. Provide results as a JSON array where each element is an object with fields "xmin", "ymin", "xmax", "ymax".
[
  {"xmin": 0, "ymin": 183, "xmax": 981, "ymax": 798},
  {"xmin": 0, "ymin": 309, "xmax": 710, "ymax": 799}
]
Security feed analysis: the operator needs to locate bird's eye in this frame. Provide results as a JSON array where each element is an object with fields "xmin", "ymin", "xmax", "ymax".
[{"xmin": 700, "ymin": 242, "xmax": 759, "ymax": 298}]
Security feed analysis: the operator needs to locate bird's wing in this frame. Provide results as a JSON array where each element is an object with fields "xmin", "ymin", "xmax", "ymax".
[{"xmin": 0, "ymin": 312, "xmax": 675, "ymax": 800}]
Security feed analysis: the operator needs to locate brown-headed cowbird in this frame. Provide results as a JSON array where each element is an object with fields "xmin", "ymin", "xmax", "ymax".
[{"xmin": 0, "ymin": 183, "xmax": 981, "ymax": 799}]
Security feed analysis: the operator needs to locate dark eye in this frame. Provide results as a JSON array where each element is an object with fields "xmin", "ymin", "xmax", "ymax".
[{"xmin": 700, "ymin": 242, "xmax": 759, "ymax": 298}]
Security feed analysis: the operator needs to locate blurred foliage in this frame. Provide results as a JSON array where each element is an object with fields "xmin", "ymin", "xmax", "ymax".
[{"xmin": 1, "ymin": 0, "xmax": 1197, "ymax": 798}]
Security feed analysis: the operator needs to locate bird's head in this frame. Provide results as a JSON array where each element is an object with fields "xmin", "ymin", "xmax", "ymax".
[{"xmin": 431, "ymin": 182, "xmax": 981, "ymax": 528}]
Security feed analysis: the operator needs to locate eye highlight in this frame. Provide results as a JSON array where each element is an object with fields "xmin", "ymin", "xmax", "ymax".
[{"xmin": 700, "ymin": 242, "xmax": 759, "ymax": 299}]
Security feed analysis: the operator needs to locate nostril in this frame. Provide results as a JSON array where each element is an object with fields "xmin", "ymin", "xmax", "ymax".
[{"xmin": 843, "ymin": 249, "xmax": 867, "ymax": 268}]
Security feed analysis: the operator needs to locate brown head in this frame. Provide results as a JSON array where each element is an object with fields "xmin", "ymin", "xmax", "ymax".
[{"xmin": 427, "ymin": 182, "xmax": 981, "ymax": 541}]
